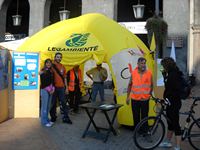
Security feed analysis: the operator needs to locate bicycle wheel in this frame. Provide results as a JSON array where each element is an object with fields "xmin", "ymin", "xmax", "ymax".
[
  {"xmin": 133, "ymin": 116, "xmax": 165, "ymax": 150},
  {"xmin": 188, "ymin": 119, "xmax": 200, "ymax": 150}
]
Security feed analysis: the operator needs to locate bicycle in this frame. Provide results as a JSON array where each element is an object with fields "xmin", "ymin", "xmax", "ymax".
[
  {"xmin": 133, "ymin": 96, "xmax": 200, "ymax": 150},
  {"xmin": 180, "ymin": 97, "xmax": 200, "ymax": 150}
]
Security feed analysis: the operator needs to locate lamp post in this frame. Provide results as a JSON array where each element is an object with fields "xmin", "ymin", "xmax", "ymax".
[
  {"xmin": 132, "ymin": 0, "xmax": 145, "ymax": 19},
  {"xmin": 59, "ymin": 0, "xmax": 70, "ymax": 20},
  {"xmin": 132, "ymin": 0, "xmax": 160, "ymax": 19},
  {"xmin": 155, "ymin": 0, "xmax": 159, "ymax": 16},
  {"xmin": 12, "ymin": 0, "xmax": 22, "ymax": 26}
]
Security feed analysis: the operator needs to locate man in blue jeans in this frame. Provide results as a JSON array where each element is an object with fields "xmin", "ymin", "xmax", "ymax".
[
  {"xmin": 86, "ymin": 63, "xmax": 108, "ymax": 102},
  {"xmin": 50, "ymin": 52, "xmax": 72, "ymax": 124}
]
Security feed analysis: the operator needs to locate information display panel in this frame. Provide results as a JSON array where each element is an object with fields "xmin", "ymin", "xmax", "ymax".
[{"xmin": 12, "ymin": 52, "xmax": 39, "ymax": 90}]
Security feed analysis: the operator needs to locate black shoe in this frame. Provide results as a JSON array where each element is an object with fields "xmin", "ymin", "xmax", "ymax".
[
  {"xmin": 73, "ymin": 109, "xmax": 80, "ymax": 114},
  {"xmin": 51, "ymin": 118, "xmax": 56, "ymax": 122},
  {"xmin": 60, "ymin": 110, "xmax": 64, "ymax": 114},
  {"xmin": 63, "ymin": 118, "xmax": 72, "ymax": 124},
  {"xmin": 60, "ymin": 107, "xmax": 64, "ymax": 114}
]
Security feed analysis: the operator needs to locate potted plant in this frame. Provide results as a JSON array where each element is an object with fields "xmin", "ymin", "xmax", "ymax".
[{"xmin": 145, "ymin": 15, "xmax": 168, "ymax": 57}]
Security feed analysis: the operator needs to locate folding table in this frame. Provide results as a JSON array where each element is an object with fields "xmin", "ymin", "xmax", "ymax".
[{"xmin": 80, "ymin": 102, "xmax": 123, "ymax": 142}]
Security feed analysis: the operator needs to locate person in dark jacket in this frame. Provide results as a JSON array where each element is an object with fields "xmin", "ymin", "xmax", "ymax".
[
  {"xmin": 40, "ymin": 59, "xmax": 54, "ymax": 127},
  {"xmin": 159, "ymin": 57, "xmax": 182, "ymax": 150},
  {"xmin": 67, "ymin": 65, "xmax": 82, "ymax": 113}
]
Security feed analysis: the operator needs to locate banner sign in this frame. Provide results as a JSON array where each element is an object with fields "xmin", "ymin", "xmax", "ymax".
[
  {"xmin": 118, "ymin": 22, "xmax": 147, "ymax": 34},
  {"xmin": 12, "ymin": 52, "xmax": 39, "ymax": 90},
  {"xmin": 110, "ymin": 48, "xmax": 143, "ymax": 96},
  {"xmin": 157, "ymin": 59, "xmax": 164, "ymax": 86}
]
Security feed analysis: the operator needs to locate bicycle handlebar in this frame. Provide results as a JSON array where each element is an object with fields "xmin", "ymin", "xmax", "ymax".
[
  {"xmin": 190, "ymin": 96, "xmax": 200, "ymax": 101},
  {"xmin": 151, "ymin": 96, "xmax": 171, "ymax": 106},
  {"xmin": 188, "ymin": 96, "xmax": 200, "ymax": 109}
]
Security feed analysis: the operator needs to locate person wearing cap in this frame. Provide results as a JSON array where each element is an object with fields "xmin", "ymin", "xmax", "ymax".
[{"xmin": 86, "ymin": 63, "xmax": 108, "ymax": 102}]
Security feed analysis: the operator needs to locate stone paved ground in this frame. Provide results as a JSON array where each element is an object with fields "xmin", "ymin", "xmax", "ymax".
[{"xmin": 0, "ymin": 86, "xmax": 200, "ymax": 150}]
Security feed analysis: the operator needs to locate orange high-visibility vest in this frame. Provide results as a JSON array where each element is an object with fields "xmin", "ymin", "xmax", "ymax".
[
  {"xmin": 68, "ymin": 69, "xmax": 82, "ymax": 92},
  {"xmin": 130, "ymin": 67, "xmax": 152, "ymax": 100}
]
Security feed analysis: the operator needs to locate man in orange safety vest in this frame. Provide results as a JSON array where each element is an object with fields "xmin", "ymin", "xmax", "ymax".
[
  {"xmin": 126, "ymin": 57, "xmax": 153, "ymax": 128},
  {"xmin": 67, "ymin": 65, "xmax": 82, "ymax": 113}
]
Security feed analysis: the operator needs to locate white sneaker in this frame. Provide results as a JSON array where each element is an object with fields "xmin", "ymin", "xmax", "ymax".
[
  {"xmin": 174, "ymin": 146, "xmax": 181, "ymax": 150},
  {"xmin": 45, "ymin": 123, "xmax": 52, "ymax": 127},
  {"xmin": 49, "ymin": 121, "xmax": 54, "ymax": 126},
  {"xmin": 159, "ymin": 141, "xmax": 172, "ymax": 148}
]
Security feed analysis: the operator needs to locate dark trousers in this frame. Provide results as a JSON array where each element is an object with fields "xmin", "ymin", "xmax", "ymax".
[
  {"xmin": 69, "ymin": 87, "xmax": 81, "ymax": 111},
  {"xmin": 166, "ymin": 100, "xmax": 182, "ymax": 136},
  {"xmin": 91, "ymin": 82, "xmax": 104, "ymax": 102},
  {"xmin": 50, "ymin": 87, "xmax": 69, "ymax": 121},
  {"xmin": 131, "ymin": 100, "xmax": 149, "ymax": 127}
]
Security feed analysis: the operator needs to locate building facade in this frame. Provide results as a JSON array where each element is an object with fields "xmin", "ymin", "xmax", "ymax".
[
  {"xmin": 189, "ymin": 0, "xmax": 200, "ymax": 83},
  {"xmin": 0, "ymin": 0, "xmax": 199, "ymax": 82}
]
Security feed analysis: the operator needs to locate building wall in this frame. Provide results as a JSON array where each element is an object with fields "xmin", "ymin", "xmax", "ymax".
[
  {"xmin": 163, "ymin": 0, "xmax": 189, "ymax": 35},
  {"xmin": 188, "ymin": 0, "xmax": 200, "ymax": 83},
  {"xmin": 193, "ymin": 30, "xmax": 200, "ymax": 82},
  {"xmin": 82, "ymin": 0, "xmax": 115, "ymax": 19},
  {"xmin": 163, "ymin": 0, "xmax": 189, "ymax": 73},
  {"xmin": 194, "ymin": 0, "xmax": 200, "ymax": 25},
  {"xmin": 28, "ymin": 0, "xmax": 46, "ymax": 36}
]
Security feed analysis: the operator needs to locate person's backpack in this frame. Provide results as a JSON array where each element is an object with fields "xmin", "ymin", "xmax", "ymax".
[{"xmin": 180, "ymin": 74, "xmax": 191, "ymax": 100}]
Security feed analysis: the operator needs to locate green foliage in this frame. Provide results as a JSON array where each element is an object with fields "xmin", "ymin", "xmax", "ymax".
[{"xmin": 145, "ymin": 15, "xmax": 168, "ymax": 48}]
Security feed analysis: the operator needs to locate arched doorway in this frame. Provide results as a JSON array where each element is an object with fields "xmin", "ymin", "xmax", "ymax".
[
  {"xmin": 117, "ymin": 0, "xmax": 163, "ymax": 51},
  {"xmin": 49, "ymin": 0, "xmax": 82, "ymax": 25},
  {"xmin": 6, "ymin": 0, "xmax": 30, "ymax": 39},
  {"xmin": 117, "ymin": 0, "xmax": 163, "ymax": 22}
]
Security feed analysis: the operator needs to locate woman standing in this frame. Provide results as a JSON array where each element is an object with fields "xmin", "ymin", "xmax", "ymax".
[
  {"xmin": 159, "ymin": 57, "xmax": 182, "ymax": 150},
  {"xmin": 40, "ymin": 59, "xmax": 54, "ymax": 127}
]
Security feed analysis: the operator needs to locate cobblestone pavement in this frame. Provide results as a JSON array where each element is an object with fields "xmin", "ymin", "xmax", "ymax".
[{"xmin": 0, "ymin": 86, "xmax": 200, "ymax": 150}]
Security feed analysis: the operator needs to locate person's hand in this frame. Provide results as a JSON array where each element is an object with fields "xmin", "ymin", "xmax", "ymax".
[
  {"xmin": 161, "ymin": 69, "xmax": 167, "ymax": 78},
  {"xmin": 101, "ymin": 75, "xmax": 107, "ymax": 81},
  {"xmin": 65, "ymin": 88, "xmax": 69, "ymax": 94},
  {"xmin": 49, "ymin": 90, "xmax": 54, "ymax": 95},
  {"xmin": 39, "ymin": 70, "xmax": 44, "ymax": 75},
  {"xmin": 126, "ymin": 97, "xmax": 130, "ymax": 105}
]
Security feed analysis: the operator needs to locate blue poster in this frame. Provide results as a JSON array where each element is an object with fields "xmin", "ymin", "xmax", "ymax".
[{"xmin": 12, "ymin": 52, "xmax": 39, "ymax": 90}]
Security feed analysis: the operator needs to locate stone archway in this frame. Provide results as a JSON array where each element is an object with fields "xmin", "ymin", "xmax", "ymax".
[
  {"xmin": 116, "ymin": 0, "xmax": 163, "ymax": 22},
  {"xmin": 6, "ymin": 0, "xmax": 30, "ymax": 38},
  {"xmin": 47, "ymin": 0, "xmax": 82, "ymax": 25},
  {"xmin": 0, "ymin": 0, "xmax": 12, "ymax": 42}
]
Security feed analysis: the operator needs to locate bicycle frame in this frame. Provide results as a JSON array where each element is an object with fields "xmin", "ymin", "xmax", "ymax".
[
  {"xmin": 133, "ymin": 96, "xmax": 200, "ymax": 150},
  {"xmin": 181, "ymin": 97, "xmax": 200, "ymax": 140},
  {"xmin": 153, "ymin": 99, "xmax": 171, "ymax": 126},
  {"xmin": 133, "ymin": 97, "xmax": 171, "ymax": 150}
]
